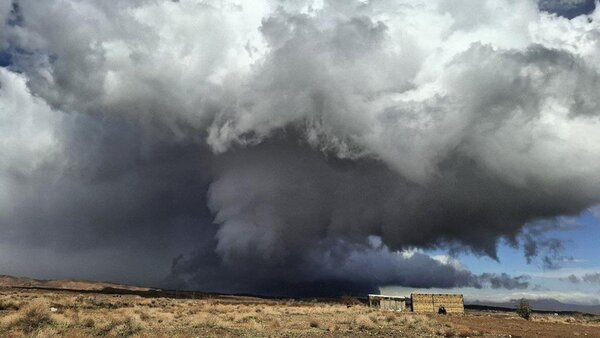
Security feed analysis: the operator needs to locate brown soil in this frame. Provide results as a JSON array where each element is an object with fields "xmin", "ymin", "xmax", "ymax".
[{"xmin": 434, "ymin": 311, "xmax": 600, "ymax": 337}]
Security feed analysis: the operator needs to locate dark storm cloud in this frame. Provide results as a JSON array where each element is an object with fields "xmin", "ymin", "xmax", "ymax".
[
  {"xmin": 538, "ymin": 0, "xmax": 596, "ymax": 18},
  {"xmin": 519, "ymin": 221, "xmax": 579, "ymax": 270},
  {"xmin": 478, "ymin": 273, "xmax": 530, "ymax": 290},
  {"xmin": 166, "ymin": 230, "xmax": 530, "ymax": 296},
  {"xmin": 1, "ymin": 0, "xmax": 600, "ymax": 295},
  {"xmin": 561, "ymin": 273, "xmax": 600, "ymax": 284},
  {"xmin": 583, "ymin": 273, "xmax": 600, "ymax": 283},
  {"xmin": 0, "ymin": 69, "xmax": 215, "ymax": 284},
  {"xmin": 562, "ymin": 273, "xmax": 600, "ymax": 284},
  {"xmin": 562, "ymin": 274, "xmax": 582, "ymax": 283}
]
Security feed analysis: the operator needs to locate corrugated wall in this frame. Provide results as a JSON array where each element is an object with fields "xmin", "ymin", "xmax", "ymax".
[
  {"xmin": 368, "ymin": 296, "xmax": 407, "ymax": 311},
  {"xmin": 380, "ymin": 299, "xmax": 405, "ymax": 311}
]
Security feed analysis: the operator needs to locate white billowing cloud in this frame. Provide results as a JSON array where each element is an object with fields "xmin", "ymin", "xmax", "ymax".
[
  {"xmin": 0, "ymin": 1, "xmax": 267, "ymax": 143},
  {"xmin": 5, "ymin": 1, "xmax": 600, "ymax": 182},
  {"xmin": 0, "ymin": 68, "xmax": 62, "ymax": 178}
]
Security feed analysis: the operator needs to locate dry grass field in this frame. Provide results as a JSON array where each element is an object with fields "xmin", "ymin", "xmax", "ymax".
[{"xmin": 0, "ymin": 288, "xmax": 599, "ymax": 337}]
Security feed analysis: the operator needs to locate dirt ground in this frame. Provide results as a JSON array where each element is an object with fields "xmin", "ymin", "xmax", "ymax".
[
  {"xmin": 0, "ymin": 288, "xmax": 599, "ymax": 337},
  {"xmin": 435, "ymin": 311, "xmax": 600, "ymax": 337}
]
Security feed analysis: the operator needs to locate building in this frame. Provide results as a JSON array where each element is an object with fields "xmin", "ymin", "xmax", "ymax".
[
  {"xmin": 368, "ymin": 293, "xmax": 464, "ymax": 313},
  {"xmin": 367, "ymin": 294, "xmax": 407, "ymax": 311},
  {"xmin": 411, "ymin": 293, "xmax": 464, "ymax": 313}
]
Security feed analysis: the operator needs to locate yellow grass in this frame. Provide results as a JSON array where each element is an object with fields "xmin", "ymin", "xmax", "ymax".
[
  {"xmin": 0, "ymin": 289, "xmax": 451, "ymax": 337},
  {"xmin": 0, "ymin": 289, "xmax": 599, "ymax": 337}
]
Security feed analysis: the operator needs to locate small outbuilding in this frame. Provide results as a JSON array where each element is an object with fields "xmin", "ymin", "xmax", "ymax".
[
  {"xmin": 368, "ymin": 293, "xmax": 465, "ymax": 314},
  {"xmin": 368, "ymin": 294, "xmax": 407, "ymax": 311},
  {"xmin": 411, "ymin": 293, "xmax": 464, "ymax": 314}
]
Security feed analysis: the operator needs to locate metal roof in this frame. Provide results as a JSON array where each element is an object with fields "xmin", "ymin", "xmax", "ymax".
[{"xmin": 367, "ymin": 294, "xmax": 406, "ymax": 299}]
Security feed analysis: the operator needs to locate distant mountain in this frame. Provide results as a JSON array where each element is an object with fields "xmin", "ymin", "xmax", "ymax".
[
  {"xmin": 469, "ymin": 298, "xmax": 600, "ymax": 315},
  {"xmin": 0, "ymin": 275, "xmax": 157, "ymax": 293}
]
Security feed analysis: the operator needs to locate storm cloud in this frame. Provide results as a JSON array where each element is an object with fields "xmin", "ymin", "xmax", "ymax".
[
  {"xmin": 562, "ymin": 273, "xmax": 600, "ymax": 284},
  {"xmin": 538, "ymin": 0, "xmax": 596, "ymax": 18},
  {"xmin": 1, "ymin": 0, "xmax": 599, "ymax": 295}
]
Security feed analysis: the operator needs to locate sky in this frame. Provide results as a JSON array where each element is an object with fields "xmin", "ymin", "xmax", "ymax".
[
  {"xmin": 1, "ymin": 0, "xmax": 600, "ymax": 302},
  {"xmin": 384, "ymin": 207, "xmax": 600, "ymax": 304}
]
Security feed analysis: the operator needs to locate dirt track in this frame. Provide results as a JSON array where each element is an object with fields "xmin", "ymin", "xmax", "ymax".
[{"xmin": 434, "ymin": 312, "xmax": 600, "ymax": 337}]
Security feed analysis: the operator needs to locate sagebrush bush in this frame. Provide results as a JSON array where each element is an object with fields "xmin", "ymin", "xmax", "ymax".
[
  {"xmin": 10, "ymin": 301, "xmax": 54, "ymax": 333},
  {"xmin": 517, "ymin": 299, "xmax": 533, "ymax": 320},
  {"xmin": 340, "ymin": 295, "xmax": 360, "ymax": 307},
  {"xmin": 0, "ymin": 300, "xmax": 19, "ymax": 311}
]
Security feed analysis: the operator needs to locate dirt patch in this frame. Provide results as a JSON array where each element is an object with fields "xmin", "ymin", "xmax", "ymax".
[{"xmin": 434, "ymin": 312, "xmax": 600, "ymax": 337}]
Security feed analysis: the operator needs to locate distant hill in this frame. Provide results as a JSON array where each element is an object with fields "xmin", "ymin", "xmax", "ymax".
[
  {"xmin": 0, "ymin": 274, "xmax": 226, "ymax": 299},
  {"xmin": 0, "ymin": 275, "xmax": 157, "ymax": 293},
  {"xmin": 469, "ymin": 298, "xmax": 600, "ymax": 315}
]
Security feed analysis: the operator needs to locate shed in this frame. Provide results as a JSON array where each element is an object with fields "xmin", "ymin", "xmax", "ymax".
[
  {"xmin": 411, "ymin": 293, "xmax": 464, "ymax": 313},
  {"xmin": 368, "ymin": 294, "xmax": 407, "ymax": 311}
]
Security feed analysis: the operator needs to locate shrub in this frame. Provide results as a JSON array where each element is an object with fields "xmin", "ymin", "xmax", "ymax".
[
  {"xmin": 385, "ymin": 314, "xmax": 395, "ymax": 323},
  {"xmin": 111, "ymin": 318, "xmax": 141, "ymax": 338},
  {"xmin": 81, "ymin": 317, "xmax": 95, "ymax": 328},
  {"xmin": 269, "ymin": 319, "xmax": 281, "ymax": 330},
  {"xmin": 341, "ymin": 295, "xmax": 360, "ymax": 307},
  {"xmin": 516, "ymin": 299, "xmax": 533, "ymax": 320},
  {"xmin": 98, "ymin": 317, "xmax": 141, "ymax": 337},
  {"xmin": 327, "ymin": 324, "xmax": 339, "ymax": 332},
  {"xmin": 10, "ymin": 301, "xmax": 54, "ymax": 333},
  {"xmin": 0, "ymin": 300, "xmax": 19, "ymax": 311}
]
